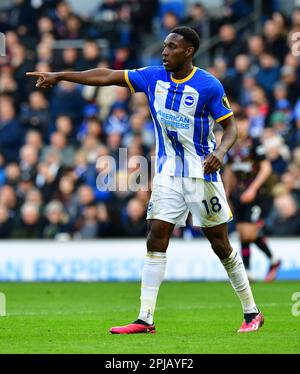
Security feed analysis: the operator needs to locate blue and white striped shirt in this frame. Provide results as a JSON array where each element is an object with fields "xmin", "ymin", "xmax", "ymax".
[{"xmin": 125, "ymin": 66, "xmax": 233, "ymax": 181}]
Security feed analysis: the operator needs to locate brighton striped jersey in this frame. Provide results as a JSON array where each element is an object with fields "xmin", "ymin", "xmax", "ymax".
[{"xmin": 124, "ymin": 66, "xmax": 234, "ymax": 181}]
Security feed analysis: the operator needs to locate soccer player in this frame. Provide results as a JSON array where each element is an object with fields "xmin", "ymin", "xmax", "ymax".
[
  {"xmin": 27, "ymin": 27, "xmax": 264, "ymax": 333},
  {"xmin": 223, "ymin": 113, "xmax": 281, "ymax": 282}
]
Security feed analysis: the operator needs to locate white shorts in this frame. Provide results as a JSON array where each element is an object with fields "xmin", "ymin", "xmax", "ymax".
[{"xmin": 146, "ymin": 174, "xmax": 233, "ymax": 228}]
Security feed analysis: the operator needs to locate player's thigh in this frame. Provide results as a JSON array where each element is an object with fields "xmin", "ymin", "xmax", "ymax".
[
  {"xmin": 237, "ymin": 222, "xmax": 258, "ymax": 242},
  {"xmin": 147, "ymin": 174, "xmax": 188, "ymax": 227},
  {"xmin": 185, "ymin": 179, "xmax": 232, "ymax": 228}
]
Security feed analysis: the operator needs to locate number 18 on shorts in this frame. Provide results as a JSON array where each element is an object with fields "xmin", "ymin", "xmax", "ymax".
[{"xmin": 147, "ymin": 174, "xmax": 233, "ymax": 228}]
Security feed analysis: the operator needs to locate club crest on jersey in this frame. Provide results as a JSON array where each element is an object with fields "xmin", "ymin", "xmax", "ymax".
[
  {"xmin": 183, "ymin": 94, "xmax": 196, "ymax": 108},
  {"xmin": 222, "ymin": 95, "xmax": 231, "ymax": 110}
]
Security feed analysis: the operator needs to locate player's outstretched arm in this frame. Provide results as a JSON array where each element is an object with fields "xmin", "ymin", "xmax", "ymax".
[
  {"xmin": 204, "ymin": 116, "xmax": 237, "ymax": 175},
  {"xmin": 26, "ymin": 69, "xmax": 128, "ymax": 89}
]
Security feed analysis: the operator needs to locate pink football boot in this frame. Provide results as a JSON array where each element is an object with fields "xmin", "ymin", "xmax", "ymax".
[
  {"xmin": 238, "ymin": 312, "xmax": 264, "ymax": 333},
  {"xmin": 110, "ymin": 320, "xmax": 156, "ymax": 334}
]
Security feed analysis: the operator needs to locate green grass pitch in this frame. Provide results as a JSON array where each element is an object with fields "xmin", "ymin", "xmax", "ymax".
[{"xmin": 0, "ymin": 281, "xmax": 299, "ymax": 353}]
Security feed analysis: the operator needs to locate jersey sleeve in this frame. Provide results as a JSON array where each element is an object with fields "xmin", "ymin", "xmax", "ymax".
[
  {"xmin": 124, "ymin": 66, "xmax": 158, "ymax": 94},
  {"xmin": 208, "ymin": 78, "xmax": 234, "ymax": 123}
]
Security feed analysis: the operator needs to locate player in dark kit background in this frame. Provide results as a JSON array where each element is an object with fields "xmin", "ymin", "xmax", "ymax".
[{"xmin": 224, "ymin": 113, "xmax": 281, "ymax": 282}]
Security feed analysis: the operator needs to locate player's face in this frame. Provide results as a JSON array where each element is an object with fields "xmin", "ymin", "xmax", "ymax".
[{"xmin": 162, "ymin": 34, "xmax": 193, "ymax": 72}]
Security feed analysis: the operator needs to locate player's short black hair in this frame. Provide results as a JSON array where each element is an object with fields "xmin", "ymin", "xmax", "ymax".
[{"xmin": 170, "ymin": 26, "xmax": 200, "ymax": 54}]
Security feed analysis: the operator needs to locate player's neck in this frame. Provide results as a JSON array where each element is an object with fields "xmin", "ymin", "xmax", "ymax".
[{"xmin": 172, "ymin": 64, "xmax": 194, "ymax": 80}]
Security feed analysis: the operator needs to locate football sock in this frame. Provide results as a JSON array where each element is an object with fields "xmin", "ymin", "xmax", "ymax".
[
  {"xmin": 244, "ymin": 312, "xmax": 259, "ymax": 324},
  {"xmin": 254, "ymin": 236, "xmax": 272, "ymax": 259},
  {"xmin": 241, "ymin": 242, "xmax": 251, "ymax": 270},
  {"xmin": 221, "ymin": 249, "xmax": 259, "ymax": 314},
  {"xmin": 133, "ymin": 319, "xmax": 151, "ymax": 326},
  {"xmin": 138, "ymin": 251, "xmax": 167, "ymax": 325}
]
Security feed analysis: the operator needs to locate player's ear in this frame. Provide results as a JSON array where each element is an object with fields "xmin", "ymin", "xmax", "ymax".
[{"xmin": 185, "ymin": 47, "xmax": 194, "ymax": 58}]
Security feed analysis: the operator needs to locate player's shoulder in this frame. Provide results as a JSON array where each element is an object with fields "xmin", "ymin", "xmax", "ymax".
[
  {"xmin": 133, "ymin": 65, "xmax": 166, "ymax": 76},
  {"xmin": 195, "ymin": 68, "xmax": 223, "ymax": 90}
]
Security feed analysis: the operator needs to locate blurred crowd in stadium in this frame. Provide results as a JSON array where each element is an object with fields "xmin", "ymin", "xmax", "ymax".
[{"xmin": 0, "ymin": 0, "xmax": 300, "ymax": 239}]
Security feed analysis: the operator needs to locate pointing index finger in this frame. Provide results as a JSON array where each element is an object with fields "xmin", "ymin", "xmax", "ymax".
[{"xmin": 26, "ymin": 72, "xmax": 42, "ymax": 77}]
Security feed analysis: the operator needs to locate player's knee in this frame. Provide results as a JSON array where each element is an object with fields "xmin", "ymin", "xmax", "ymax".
[
  {"xmin": 240, "ymin": 232, "xmax": 256, "ymax": 243},
  {"xmin": 146, "ymin": 231, "xmax": 169, "ymax": 252}
]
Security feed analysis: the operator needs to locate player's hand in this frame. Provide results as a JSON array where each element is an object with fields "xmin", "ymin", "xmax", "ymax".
[
  {"xmin": 203, "ymin": 149, "xmax": 224, "ymax": 174},
  {"xmin": 240, "ymin": 187, "xmax": 257, "ymax": 203},
  {"xmin": 26, "ymin": 71, "xmax": 60, "ymax": 88}
]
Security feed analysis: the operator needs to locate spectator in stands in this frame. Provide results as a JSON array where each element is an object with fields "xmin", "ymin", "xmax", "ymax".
[
  {"xmin": 19, "ymin": 144, "xmax": 39, "ymax": 183},
  {"xmin": 52, "ymin": 1, "xmax": 73, "ymax": 39},
  {"xmin": 37, "ymin": 16, "xmax": 57, "ymax": 40},
  {"xmin": 77, "ymin": 203, "xmax": 98, "ymax": 239},
  {"xmin": 96, "ymin": 203, "xmax": 113, "ymax": 237},
  {"xmin": 76, "ymin": 40, "xmax": 102, "ymax": 71},
  {"xmin": 263, "ymin": 131, "xmax": 290, "ymax": 176},
  {"xmin": 51, "ymin": 80, "xmax": 86, "ymax": 125},
  {"xmin": 42, "ymin": 131, "xmax": 74, "ymax": 168},
  {"xmin": 64, "ymin": 15, "xmax": 83, "ymax": 40},
  {"xmin": 36, "ymin": 151, "xmax": 63, "ymax": 202},
  {"xmin": 121, "ymin": 197, "xmax": 147, "ymax": 237},
  {"xmin": 104, "ymin": 103, "xmax": 129, "ymax": 135},
  {"xmin": 255, "ymin": 52, "xmax": 280, "ymax": 96},
  {"xmin": 247, "ymin": 35, "xmax": 265, "ymax": 67},
  {"xmin": 231, "ymin": 54, "xmax": 252, "ymax": 100},
  {"xmin": 160, "ymin": 11, "xmax": 180, "ymax": 39},
  {"xmin": 56, "ymin": 175, "xmax": 77, "ymax": 221},
  {"xmin": 20, "ymin": 90, "xmax": 50, "ymax": 140},
  {"xmin": 215, "ymin": 24, "xmax": 244, "ymax": 67},
  {"xmin": 25, "ymin": 130, "xmax": 44, "ymax": 155},
  {"xmin": 11, "ymin": 202, "xmax": 43, "ymax": 239},
  {"xmin": 0, "ymin": 96, "xmax": 23, "ymax": 163},
  {"xmin": 280, "ymin": 65, "xmax": 300, "ymax": 106},
  {"xmin": 265, "ymin": 184, "xmax": 300, "ymax": 236},
  {"xmin": 3, "ymin": 163, "xmax": 20, "ymax": 187},
  {"xmin": 25, "ymin": 188, "xmax": 43, "ymax": 212},
  {"xmin": 53, "ymin": 47, "xmax": 79, "ymax": 71},
  {"xmin": 55, "ymin": 115, "xmax": 75, "ymax": 145},
  {"xmin": 263, "ymin": 19, "xmax": 289, "ymax": 64},
  {"xmin": 184, "ymin": 3, "xmax": 207, "ymax": 37},
  {"xmin": 43, "ymin": 200, "xmax": 71, "ymax": 239},
  {"xmin": 281, "ymin": 170, "xmax": 300, "ymax": 199},
  {"xmin": 0, "ymin": 204, "xmax": 13, "ymax": 239},
  {"xmin": 0, "ymin": 68, "xmax": 19, "ymax": 104},
  {"xmin": 10, "ymin": 43, "xmax": 35, "ymax": 102}
]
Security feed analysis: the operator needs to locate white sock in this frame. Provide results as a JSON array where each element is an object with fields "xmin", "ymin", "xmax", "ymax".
[
  {"xmin": 221, "ymin": 250, "xmax": 259, "ymax": 314},
  {"xmin": 138, "ymin": 251, "xmax": 167, "ymax": 325}
]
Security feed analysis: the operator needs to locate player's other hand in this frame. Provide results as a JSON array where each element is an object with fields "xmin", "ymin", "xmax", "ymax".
[
  {"xmin": 240, "ymin": 187, "xmax": 257, "ymax": 203},
  {"xmin": 26, "ymin": 71, "xmax": 60, "ymax": 88},
  {"xmin": 203, "ymin": 150, "xmax": 224, "ymax": 175}
]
